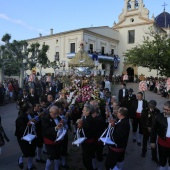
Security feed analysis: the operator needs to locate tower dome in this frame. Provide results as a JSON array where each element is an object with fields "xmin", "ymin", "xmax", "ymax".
[{"xmin": 155, "ymin": 11, "xmax": 170, "ymax": 28}]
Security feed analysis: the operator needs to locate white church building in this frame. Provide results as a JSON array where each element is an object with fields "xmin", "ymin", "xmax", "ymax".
[{"xmin": 26, "ymin": 0, "xmax": 170, "ymax": 80}]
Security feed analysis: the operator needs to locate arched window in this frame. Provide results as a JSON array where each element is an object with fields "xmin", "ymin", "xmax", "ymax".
[
  {"xmin": 135, "ymin": 0, "xmax": 139, "ymax": 9},
  {"xmin": 127, "ymin": 0, "xmax": 131, "ymax": 10}
]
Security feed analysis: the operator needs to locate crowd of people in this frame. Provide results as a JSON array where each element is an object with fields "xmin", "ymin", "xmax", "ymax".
[
  {"xmin": 145, "ymin": 77, "xmax": 170, "ymax": 99},
  {"xmin": 118, "ymin": 82, "xmax": 170, "ymax": 170},
  {"xmin": 0, "ymin": 73, "xmax": 170, "ymax": 170}
]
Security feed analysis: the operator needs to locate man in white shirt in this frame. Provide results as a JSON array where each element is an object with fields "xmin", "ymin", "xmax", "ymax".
[
  {"xmin": 104, "ymin": 78, "xmax": 111, "ymax": 92},
  {"xmin": 130, "ymin": 92, "xmax": 147, "ymax": 146}
]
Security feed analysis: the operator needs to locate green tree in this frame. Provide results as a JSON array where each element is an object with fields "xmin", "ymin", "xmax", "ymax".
[
  {"xmin": 124, "ymin": 29, "xmax": 170, "ymax": 77},
  {"xmin": 1, "ymin": 33, "xmax": 50, "ymax": 70},
  {"xmin": 28, "ymin": 42, "xmax": 50, "ymax": 75},
  {"xmin": 1, "ymin": 33, "xmax": 50, "ymax": 86}
]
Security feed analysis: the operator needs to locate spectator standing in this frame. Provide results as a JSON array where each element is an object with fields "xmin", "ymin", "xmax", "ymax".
[
  {"xmin": 8, "ymin": 81, "xmax": 14, "ymax": 102},
  {"xmin": 118, "ymin": 83, "xmax": 128, "ymax": 107},
  {"xmin": 104, "ymin": 78, "xmax": 111, "ymax": 92}
]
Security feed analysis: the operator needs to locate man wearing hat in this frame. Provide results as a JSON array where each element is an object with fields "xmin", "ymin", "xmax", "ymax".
[
  {"xmin": 123, "ymin": 88, "xmax": 136, "ymax": 117},
  {"xmin": 140, "ymin": 100, "xmax": 160, "ymax": 162}
]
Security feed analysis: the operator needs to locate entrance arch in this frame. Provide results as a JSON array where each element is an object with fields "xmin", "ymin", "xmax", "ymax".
[{"xmin": 126, "ymin": 67, "xmax": 134, "ymax": 82}]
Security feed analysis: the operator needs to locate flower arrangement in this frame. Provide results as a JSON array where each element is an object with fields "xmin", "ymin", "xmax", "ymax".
[{"xmin": 76, "ymin": 85, "xmax": 93, "ymax": 103}]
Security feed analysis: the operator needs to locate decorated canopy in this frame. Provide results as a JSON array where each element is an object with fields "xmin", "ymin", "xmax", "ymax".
[{"xmin": 68, "ymin": 42, "xmax": 95, "ymax": 68}]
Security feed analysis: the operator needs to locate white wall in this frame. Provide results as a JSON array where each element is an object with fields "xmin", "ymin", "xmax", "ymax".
[{"xmin": 84, "ymin": 33, "xmax": 118, "ymax": 55}]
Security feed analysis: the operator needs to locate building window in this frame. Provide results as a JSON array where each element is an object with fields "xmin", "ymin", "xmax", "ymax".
[
  {"xmin": 101, "ymin": 46, "xmax": 105, "ymax": 55},
  {"xmin": 89, "ymin": 44, "xmax": 93, "ymax": 53},
  {"xmin": 130, "ymin": 18, "xmax": 134, "ymax": 22},
  {"xmin": 70, "ymin": 43, "xmax": 75, "ymax": 53},
  {"xmin": 135, "ymin": 0, "xmax": 139, "ymax": 9},
  {"xmin": 111, "ymin": 49, "xmax": 114, "ymax": 55},
  {"xmin": 127, "ymin": 0, "xmax": 132, "ymax": 10},
  {"xmin": 55, "ymin": 52, "xmax": 59, "ymax": 61},
  {"xmin": 128, "ymin": 30, "xmax": 135, "ymax": 44}
]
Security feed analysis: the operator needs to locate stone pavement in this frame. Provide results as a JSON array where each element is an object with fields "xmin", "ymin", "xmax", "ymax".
[{"xmin": 0, "ymin": 83, "xmax": 169, "ymax": 170}]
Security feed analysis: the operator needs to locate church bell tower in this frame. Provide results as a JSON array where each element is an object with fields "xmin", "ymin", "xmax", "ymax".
[{"xmin": 115, "ymin": 0, "xmax": 150, "ymax": 25}]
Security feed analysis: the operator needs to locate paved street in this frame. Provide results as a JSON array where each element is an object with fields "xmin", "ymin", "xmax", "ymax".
[{"xmin": 0, "ymin": 83, "xmax": 169, "ymax": 170}]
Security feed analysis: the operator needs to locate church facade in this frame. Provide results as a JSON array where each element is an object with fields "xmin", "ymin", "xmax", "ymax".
[{"xmin": 26, "ymin": 0, "xmax": 170, "ymax": 78}]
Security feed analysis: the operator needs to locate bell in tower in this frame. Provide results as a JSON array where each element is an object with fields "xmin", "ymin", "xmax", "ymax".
[
  {"xmin": 135, "ymin": 0, "xmax": 139, "ymax": 9},
  {"xmin": 127, "ymin": 0, "xmax": 131, "ymax": 10}
]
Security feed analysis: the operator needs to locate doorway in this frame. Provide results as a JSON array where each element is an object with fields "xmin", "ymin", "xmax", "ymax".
[{"xmin": 126, "ymin": 67, "xmax": 134, "ymax": 82}]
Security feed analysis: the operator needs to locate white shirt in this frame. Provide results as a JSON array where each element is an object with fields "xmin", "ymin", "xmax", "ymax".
[
  {"xmin": 122, "ymin": 89, "xmax": 125, "ymax": 97},
  {"xmin": 105, "ymin": 81, "xmax": 111, "ymax": 91},
  {"xmin": 100, "ymin": 91, "xmax": 104, "ymax": 99},
  {"xmin": 136, "ymin": 100, "xmax": 143, "ymax": 113},
  {"xmin": 166, "ymin": 117, "xmax": 170, "ymax": 137}
]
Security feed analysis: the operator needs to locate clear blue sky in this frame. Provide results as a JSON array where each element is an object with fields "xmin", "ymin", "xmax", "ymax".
[{"xmin": 0, "ymin": 0, "xmax": 170, "ymax": 43}]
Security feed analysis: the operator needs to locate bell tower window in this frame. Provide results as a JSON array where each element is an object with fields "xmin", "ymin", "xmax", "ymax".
[
  {"xmin": 127, "ymin": 0, "xmax": 131, "ymax": 10},
  {"xmin": 135, "ymin": 0, "xmax": 139, "ymax": 9},
  {"xmin": 128, "ymin": 30, "xmax": 135, "ymax": 44}
]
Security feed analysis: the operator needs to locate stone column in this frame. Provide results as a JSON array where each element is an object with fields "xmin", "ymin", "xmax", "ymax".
[
  {"xmin": 131, "ymin": 0, "xmax": 135, "ymax": 10},
  {"xmin": 105, "ymin": 64, "xmax": 110, "ymax": 76}
]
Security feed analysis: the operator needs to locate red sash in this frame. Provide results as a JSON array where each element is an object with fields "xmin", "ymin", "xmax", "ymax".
[
  {"xmin": 44, "ymin": 138, "xmax": 62, "ymax": 145},
  {"xmin": 158, "ymin": 137, "xmax": 170, "ymax": 148},
  {"xmin": 94, "ymin": 138, "xmax": 103, "ymax": 145},
  {"xmin": 84, "ymin": 139, "xmax": 95, "ymax": 144},
  {"xmin": 136, "ymin": 112, "xmax": 141, "ymax": 118},
  {"xmin": 109, "ymin": 146, "xmax": 124, "ymax": 152}
]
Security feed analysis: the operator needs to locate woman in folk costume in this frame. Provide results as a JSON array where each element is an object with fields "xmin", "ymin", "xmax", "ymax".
[
  {"xmin": 28, "ymin": 68, "xmax": 36, "ymax": 89},
  {"xmin": 150, "ymin": 101, "xmax": 170, "ymax": 170},
  {"xmin": 15, "ymin": 102, "xmax": 37, "ymax": 170}
]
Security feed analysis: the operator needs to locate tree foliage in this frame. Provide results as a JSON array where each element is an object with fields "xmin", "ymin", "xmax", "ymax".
[
  {"xmin": 124, "ymin": 29, "xmax": 170, "ymax": 77},
  {"xmin": 0, "ymin": 33, "xmax": 50, "ymax": 72},
  {"xmin": 1, "ymin": 33, "xmax": 11, "ymax": 43}
]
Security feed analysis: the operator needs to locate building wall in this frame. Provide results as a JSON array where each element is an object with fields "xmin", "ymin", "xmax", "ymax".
[
  {"xmin": 87, "ymin": 27, "xmax": 119, "ymax": 40},
  {"xmin": 27, "ymin": 31, "xmax": 84, "ymax": 75},
  {"xmin": 113, "ymin": 0, "xmax": 160, "ymax": 77},
  {"xmin": 115, "ymin": 23, "xmax": 153, "ymax": 76},
  {"xmin": 83, "ymin": 32, "xmax": 118, "ymax": 55},
  {"xmin": 25, "ymin": 1, "xmax": 167, "ymax": 78},
  {"xmin": 26, "ymin": 29, "xmax": 119, "ymax": 76}
]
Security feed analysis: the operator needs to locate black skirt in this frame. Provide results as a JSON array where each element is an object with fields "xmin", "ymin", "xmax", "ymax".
[{"xmin": 17, "ymin": 137, "xmax": 36, "ymax": 157}]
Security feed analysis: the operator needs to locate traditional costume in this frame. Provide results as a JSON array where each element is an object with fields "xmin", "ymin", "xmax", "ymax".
[{"xmin": 150, "ymin": 101, "xmax": 170, "ymax": 169}]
